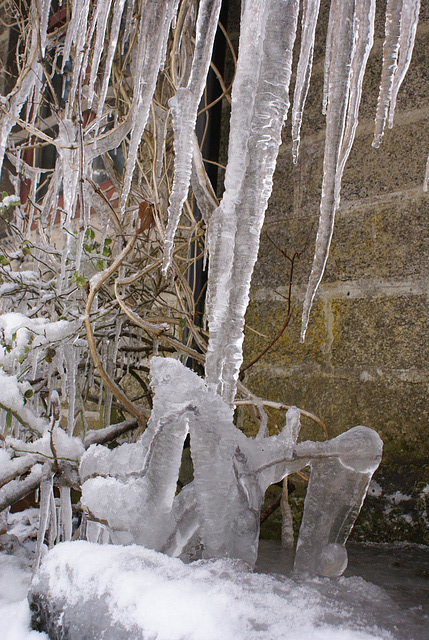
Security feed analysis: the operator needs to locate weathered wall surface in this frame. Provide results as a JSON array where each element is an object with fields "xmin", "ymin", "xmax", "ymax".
[{"xmin": 240, "ymin": 1, "xmax": 429, "ymax": 542}]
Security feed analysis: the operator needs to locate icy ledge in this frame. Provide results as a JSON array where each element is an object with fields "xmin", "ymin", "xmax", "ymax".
[{"xmin": 29, "ymin": 541, "xmax": 394, "ymax": 640}]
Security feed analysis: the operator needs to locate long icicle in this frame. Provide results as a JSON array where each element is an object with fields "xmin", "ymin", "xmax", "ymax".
[
  {"xmin": 300, "ymin": 0, "xmax": 358, "ymax": 341},
  {"xmin": 388, "ymin": 0, "xmax": 421, "ymax": 129},
  {"xmin": 372, "ymin": 0, "xmax": 404, "ymax": 148},
  {"xmin": 120, "ymin": 0, "xmax": 180, "ymax": 215},
  {"xmin": 291, "ymin": 0, "xmax": 321, "ymax": 164},
  {"xmin": 162, "ymin": 0, "xmax": 223, "ymax": 273},
  {"xmin": 205, "ymin": 0, "xmax": 300, "ymax": 403}
]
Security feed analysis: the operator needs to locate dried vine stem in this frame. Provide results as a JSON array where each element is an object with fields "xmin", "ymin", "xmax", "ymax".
[{"xmin": 84, "ymin": 225, "xmax": 150, "ymax": 423}]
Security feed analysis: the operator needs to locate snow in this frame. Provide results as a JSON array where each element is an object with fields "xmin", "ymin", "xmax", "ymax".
[
  {"xmin": 0, "ymin": 510, "xmax": 47, "ymax": 640},
  {"xmin": 0, "ymin": 195, "xmax": 20, "ymax": 211},
  {"xmin": 28, "ymin": 540, "xmax": 395, "ymax": 640},
  {"xmin": 0, "ymin": 511, "xmax": 427, "ymax": 640},
  {"xmin": 0, "ymin": 313, "xmax": 81, "ymax": 371},
  {"xmin": 0, "ymin": 370, "xmax": 48, "ymax": 435},
  {"xmin": 0, "ymin": 558, "xmax": 47, "ymax": 640}
]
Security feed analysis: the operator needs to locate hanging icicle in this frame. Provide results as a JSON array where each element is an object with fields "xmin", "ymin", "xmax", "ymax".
[
  {"xmin": 120, "ymin": 0, "xmax": 181, "ymax": 214},
  {"xmin": 205, "ymin": 0, "xmax": 300, "ymax": 404},
  {"xmin": 373, "ymin": 0, "xmax": 421, "ymax": 147},
  {"xmin": 162, "ymin": 0, "xmax": 223, "ymax": 273},
  {"xmin": 300, "ymin": 0, "xmax": 377, "ymax": 341},
  {"xmin": 291, "ymin": 0, "xmax": 322, "ymax": 164}
]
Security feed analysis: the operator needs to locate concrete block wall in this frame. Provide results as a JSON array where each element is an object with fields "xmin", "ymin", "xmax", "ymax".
[{"xmin": 240, "ymin": 1, "xmax": 429, "ymax": 542}]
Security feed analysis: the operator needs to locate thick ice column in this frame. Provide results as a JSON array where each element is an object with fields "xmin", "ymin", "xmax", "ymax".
[
  {"xmin": 294, "ymin": 426, "xmax": 383, "ymax": 576},
  {"xmin": 80, "ymin": 357, "xmax": 192, "ymax": 549},
  {"xmin": 205, "ymin": 0, "xmax": 299, "ymax": 404}
]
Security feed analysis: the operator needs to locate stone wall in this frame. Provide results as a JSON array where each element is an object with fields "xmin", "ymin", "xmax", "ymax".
[{"xmin": 239, "ymin": 1, "xmax": 429, "ymax": 542}]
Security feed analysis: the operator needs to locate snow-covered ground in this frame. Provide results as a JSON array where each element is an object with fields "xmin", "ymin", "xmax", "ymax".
[
  {"xmin": 0, "ymin": 510, "xmax": 427, "ymax": 640},
  {"xmin": 0, "ymin": 510, "xmax": 47, "ymax": 640}
]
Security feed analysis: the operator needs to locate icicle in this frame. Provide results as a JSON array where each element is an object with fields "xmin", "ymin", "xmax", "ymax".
[
  {"xmin": 62, "ymin": 0, "xmax": 91, "ymax": 69},
  {"xmin": 339, "ymin": 0, "xmax": 376, "ymax": 172},
  {"xmin": 301, "ymin": 0, "xmax": 374, "ymax": 342},
  {"xmin": 60, "ymin": 486, "xmax": 73, "ymax": 542},
  {"xmin": 64, "ymin": 345, "xmax": 77, "ymax": 436},
  {"xmin": 56, "ymin": 119, "xmax": 80, "ymax": 220},
  {"xmin": 322, "ymin": 0, "xmax": 340, "ymax": 116},
  {"xmin": 205, "ymin": 0, "xmax": 299, "ymax": 404},
  {"xmin": 120, "ymin": 0, "xmax": 180, "ymax": 215},
  {"xmin": 0, "ymin": 0, "xmax": 50, "ymax": 176},
  {"xmin": 48, "ymin": 491, "xmax": 58, "ymax": 548},
  {"xmin": 291, "ymin": 0, "xmax": 321, "ymax": 163},
  {"xmin": 87, "ymin": 0, "xmax": 114, "ymax": 109},
  {"xmin": 122, "ymin": 0, "xmax": 135, "ymax": 55},
  {"xmin": 34, "ymin": 473, "xmax": 53, "ymax": 572},
  {"xmin": 373, "ymin": 0, "xmax": 420, "ymax": 148},
  {"xmin": 388, "ymin": 0, "xmax": 421, "ymax": 129},
  {"xmin": 424, "ymin": 152, "xmax": 429, "ymax": 192},
  {"xmin": 162, "ymin": 0, "xmax": 223, "ymax": 273},
  {"xmin": 94, "ymin": 0, "xmax": 127, "ymax": 130},
  {"xmin": 102, "ymin": 339, "xmax": 114, "ymax": 428}
]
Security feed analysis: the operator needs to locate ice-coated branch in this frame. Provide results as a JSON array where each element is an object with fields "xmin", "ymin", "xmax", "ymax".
[
  {"xmin": 0, "ymin": 462, "xmax": 51, "ymax": 512},
  {"xmin": 0, "ymin": 370, "xmax": 49, "ymax": 435},
  {"xmin": 0, "ymin": 454, "xmax": 36, "ymax": 489},
  {"xmin": 84, "ymin": 418, "xmax": 139, "ymax": 448}
]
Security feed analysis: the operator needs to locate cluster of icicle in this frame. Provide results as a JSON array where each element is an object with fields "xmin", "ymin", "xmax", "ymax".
[
  {"xmin": 164, "ymin": 0, "xmax": 424, "ymax": 405},
  {"xmin": 0, "ymin": 0, "xmax": 424, "ymax": 408}
]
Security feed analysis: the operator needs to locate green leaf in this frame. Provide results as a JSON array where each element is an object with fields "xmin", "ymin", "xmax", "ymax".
[
  {"xmin": 179, "ymin": 317, "xmax": 187, "ymax": 328},
  {"xmin": 2, "ymin": 191, "xmax": 8, "ymax": 199},
  {"xmin": 96, "ymin": 259, "xmax": 104, "ymax": 271},
  {"xmin": 102, "ymin": 245, "xmax": 111, "ymax": 257},
  {"xmin": 0, "ymin": 255, "xmax": 10, "ymax": 266},
  {"xmin": 24, "ymin": 388, "xmax": 34, "ymax": 399}
]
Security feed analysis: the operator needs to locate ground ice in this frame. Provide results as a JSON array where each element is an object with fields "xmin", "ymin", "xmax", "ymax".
[{"xmin": 81, "ymin": 357, "xmax": 382, "ymax": 575}]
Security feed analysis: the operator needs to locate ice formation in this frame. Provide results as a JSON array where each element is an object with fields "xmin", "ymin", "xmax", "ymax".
[
  {"xmin": 0, "ymin": 0, "xmax": 422, "ymax": 581},
  {"xmin": 0, "ymin": 0, "xmax": 422, "ymax": 376},
  {"xmin": 163, "ymin": 0, "xmax": 223, "ymax": 271},
  {"xmin": 204, "ymin": 0, "xmax": 299, "ymax": 404},
  {"xmin": 81, "ymin": 357, "xmax": 382, "ymax": 575}
]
